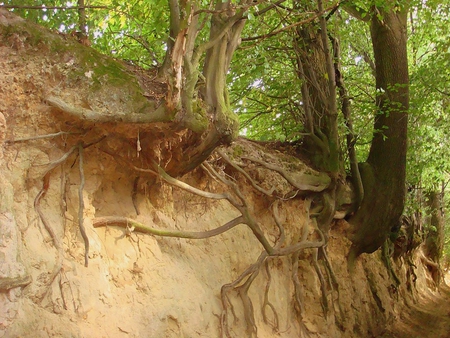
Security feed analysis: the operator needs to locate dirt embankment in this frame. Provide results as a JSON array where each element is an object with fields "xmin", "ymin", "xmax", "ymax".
[{"xmin": 0, "ymin": 8, "xmax": 445, "ymax": 338}]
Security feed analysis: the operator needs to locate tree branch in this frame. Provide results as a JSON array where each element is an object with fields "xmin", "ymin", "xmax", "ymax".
[
  {"xmin": 0, "ymin": 5, "xmax": 108, "ymax": 10},
  {"xmin": 242, "ymin": 2, "xmax": 339, "ymax": 42}
]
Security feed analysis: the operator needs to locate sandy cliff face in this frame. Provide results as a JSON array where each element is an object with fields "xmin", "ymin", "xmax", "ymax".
[
  {"xmin": 0, "ymin": 141, "xmax": 405, "ymax": 338},
  {"xmin": 0, "ymin": 9, "xmax": 437, "ymax": 338}
]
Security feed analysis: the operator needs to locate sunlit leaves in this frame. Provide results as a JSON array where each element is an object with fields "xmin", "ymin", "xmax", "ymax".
[
  {"xmin": 3, "ymin": 0, "xmax": 169, "ymax": 68},
  {"xmin": 407, "ymin": 2, "xmax": 450, "ymax": 190}
]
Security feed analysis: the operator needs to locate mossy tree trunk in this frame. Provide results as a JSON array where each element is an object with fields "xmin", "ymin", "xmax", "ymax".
[
  {"xmin": 293, "ymin": 0, "xmax": 340, "ymax": 175},
  {"xmin": 424, "ymin": 190, "xmax": 444, "ymax": 263},
  {"xmin": 159, "ymin": 0, "xmax": 247, "ymax": 176},
  {"xmin": 291, "ymin": 0, "xmax": 342, "ymax": 235},
  {"xmin": 348, "ymin": 6, "xmax": 409, "ymax": 259}
]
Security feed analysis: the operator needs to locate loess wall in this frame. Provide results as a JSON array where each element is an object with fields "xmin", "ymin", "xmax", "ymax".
[{"xmin": 0, "ymin": 8, "xmax": 437, "ymax": 338}]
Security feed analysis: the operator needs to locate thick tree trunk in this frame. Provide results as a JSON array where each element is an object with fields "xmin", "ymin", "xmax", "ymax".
[{"xmin": 349, "ymin": 7, "xmax": 409, "ymax": 259}]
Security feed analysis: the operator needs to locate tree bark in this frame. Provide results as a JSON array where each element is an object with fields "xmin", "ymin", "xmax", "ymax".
[
  {"xmin": 332, "ymin": 36, "xmax": 364, "ymax": 209},
  {"xmin": 349, "ymin": 6, "xmax": 409, "ymax": 259},
  {"xmin": 290, "ymin": 1, "xmax": 342, "ymax": 238},
  {"xmin": 159, "ymin": 0, "xmax": 246, "ymax": 176},
  {"xmin": 292, "ymin": 0, "xmax": 340, "ymax": 174},
  {"xmin": 424, "ymin": 190, "xmax": 444, "ymax": 263}
]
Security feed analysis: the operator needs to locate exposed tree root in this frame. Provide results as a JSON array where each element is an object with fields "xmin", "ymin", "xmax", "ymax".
[
  {"xmin": 320, "ymin": 246, "xmax": 345, "ymax": 328},
  {"xmin": 100, "ymin": 147, "xmax": 229, "ymax": 200},
  {"xmin": 132, "ymin": 176, "xmax": 141, "ymax": 215},
  {"xmin": 217, "ymin": 150, "xmax": 275, "ymax": 196},
  {"xmin": 218, "ymin": 190, "xmax": 327, "ymax": 337},
  {"xmin": 289, "ymin": 200, "xmax": 314, "ymax": 336},
  {"xmin": 202, "ymin": 162, "xmax": 276, "ymax": 254},
  {"xmin": 33, "ymin": 145, "xmax": 78, "ymax": 302},
  {"xmin": 382, "ymin": 240, "xmax": 401, "ymax": 286},
  {"xmin": 242, "ymin": 155, "xmax": 331, "ymax": 192},
  {"xmin": 237, "ymin": 261, "xmax": 261, "ymax": 337},
  {"xmin": 262, "ymin": 260, "xmax": 279, "ymax": 333},
  {"xmin": 292, "ymin": 251, "xmax": 305, "ymax": 316},
  {"xmin": 5, "ymin": 111, "xmax": 347, "ymax": 338},
  {"xmin": 45, "ymin": 95, "xmax": 170, "ymax": 124},
  {"xmin": 406, "ymin": 256, "xmax": 418, "ymax": 292},
  {"xmin": 420, "ymin": 250, "xmax": 442, "ymax": 285},
  {"xmin": 221, "ymin": 201, "xmax": 288, "ymax": 337},
  {"xmin": 77, "ymin": 143, "xmax": 89, "ymax": 267},
  {"xmin": 27, "ymin": 138, "xmax": 338, "ymax": 335},
  {"xmin": 5, "ymin": 131, "xmax": 80, "ymax": 144},
  {"xmin": 220, "ymin": 252, "xmax": 268, "ymax": 338},
  {"xmin": 312, "ymin": 248, "xmax": 329, "ymax": 315},
  {"xmin": 93, "ymin": 215, "xmax": 244, "ymax": 239},
  {"xmin": 31, "ymin": 139, "xmax": 101, "ymax": 302}
]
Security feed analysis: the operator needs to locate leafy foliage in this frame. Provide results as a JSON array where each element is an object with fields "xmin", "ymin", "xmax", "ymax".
[{"xmin": 3, "ymin": 0, "xmax": 169, "ymax": 68}]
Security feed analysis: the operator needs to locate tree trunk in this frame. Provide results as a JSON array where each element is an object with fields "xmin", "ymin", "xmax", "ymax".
[
  {"xmin": 424, "ymin": 191, "xmax": 444, "ymax": 263},
  {"xmin": 293, "ymin": 0, "xmax": 340, "ymax": 174},
  {"xmin": 159, "ymin": 0, "xmax": 246, "ymax": 176},
  {"xmin": 291, "ymin": 1, "xmax": 340, "ymax": 236},
  {"xmin": 349, "ymin": 7, "xmax": 409, "ymax": 259}
]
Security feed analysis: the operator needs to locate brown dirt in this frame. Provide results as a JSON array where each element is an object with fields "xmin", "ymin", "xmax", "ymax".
[{"xmin": 381, "ymin": 280, "xmax": 450, "ymax": 338}]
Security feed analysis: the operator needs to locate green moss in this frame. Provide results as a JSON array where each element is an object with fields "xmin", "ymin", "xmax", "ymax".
[
  {"xmin": 184, "ymin": 99, "xmax": 208, "ymax": 134},
  {"xmin": 1, "ymin": 18, "xmax": 141, "ymax": 95},
  {"xmin": 232, "ymin": 145, "xmax": 244, "ymax": 158}
]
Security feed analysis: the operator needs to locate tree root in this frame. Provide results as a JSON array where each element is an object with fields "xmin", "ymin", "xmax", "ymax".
[
  {"xmin": 34, "ymin": 145, "xmax": 78, "ymax": 302},
  {"xmin": 202, "ymin": 162, "xmax": 276, "ymax": 255},
  {"xmin": 98, "ymin": 145, "xmax": 336, "ymax": 336},
  {"xmin": 217, "ymin": 150, "xmax": 275, "ymax": 196},
  {"xmin": 93, "ymin": 216, "xmax": 244, "ymax": 239},
  {"xmin": 292, "ymin": 251, "xmax": 305, "ymax": 316},
  {"xmin": 220, "ymin": 252, "xmax": 268, "ymax": 338},
  {"xmin": 100, "ymin": 147, "xmax": 229, "ymax": 200},
  {"xmin": 132, "ymin": 176, "xmax": 141, "ymax": 215},
  {"xmin": 9, "ymin": 120, "xmax": 343, "ymax": 337},
  {"xmin": 45, "ymin": 95, "xmax": 170, "ymax": 124},
  {"xmin": 312, "ymin": 248, "xmax": 329, "ymax": 315},
  {"xmin": 320, "ymin": 246, "xmax": 345, "ymax": 329},
  {"xmin": 5, "ymin": 131, "xmax": 80, "ymax": 144},
  {"xmin": 237, "ymin": 266, "xmax": 260, "ymax": 337},
  {"xmin": 77, "ymin": 143, "xmax": 89, "ymax": 267},
  {"xmin": 262, "ymin": 260, "xmax": 279, "ymax": 333},
  {"xmin": 382, "ymin": 240, "xmax": 401, "ymax": 286},
  {"xmin": 406, "ymin": 256, "xmax": 418, "ymax": 292},
  {"xmin": 420, "ymin": 250, "xmax": 441, "ymax": 285},
  {"xmin": 31, "ymin": 140, "xmax": 98, "ymax": 303},
  {"xmin": 242, "ymin": 155, "xmax": 331, "ymax": 192}
]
